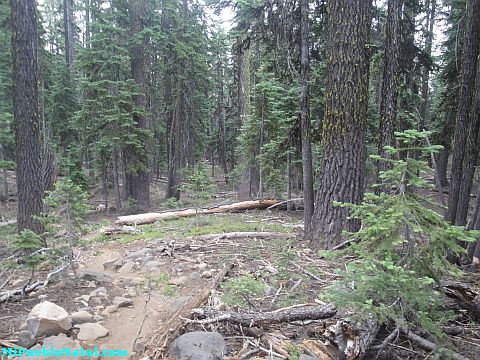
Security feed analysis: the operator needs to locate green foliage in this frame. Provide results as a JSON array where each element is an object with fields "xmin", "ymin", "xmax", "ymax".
[
  {"xmin": 222, "ymin": 275, "xmax": 266, "ymax": 308},
  {"xmin": 162, "ymin": 197, "xmax": 183, "ymax": 209},
  {"xmin": 124, "ymin": 197, "xmax": 138, "ymax": 215},
  {"xmin": 323, "ymin": 130, "xmax": 477, "ymax": 338},
  {"xmin": 12, "ymin": 230, "xmax": 44, "ymax": 268},
  {"xmin": 180, "ymin": 164, "xmax": 217, "ymax": 199},
  {"xmin": 43, "ymin": 178, "xmax": 92, "ymax": 241}
]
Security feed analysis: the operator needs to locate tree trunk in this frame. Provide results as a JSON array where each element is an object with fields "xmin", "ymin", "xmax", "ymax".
[
  {"xmin": 300, "ymin": 0, "xmax": 314, "ymax": 237},
  {"xmin": 446, "ymin": 0, "xmax": 480, "ymax": 224},
  {"xmin": 311, "ymin": 0, "xmax": 372, "ymax": 249},
  {"xmin": 237, "ymin": 37, "xmax": 252, "ymax": 200},
  {"xmin": 287, "ymin": 151, "xmax": 292, "ymax": 213},
  {"xmin": 258, "ymin": 96, "xmax": 264, "ymax": 198},
  {"xmin": 456, "ymin": 54, "xmax": 480, "ymax": 225},
  {"xmin": 126, "ymin": 0, "xmax": 151, "ymax": 209},
  {"xmin": 377, "ymin": 0, "xmax": 403, "ymax": 182},
  {"xmin": 112, "ymin": 147, "xmax": 122, "ymax": 211},
  {"xmin": 63, "ymin": 0, "xmax": 75, "ymax": 71},
  {"xmin": 419, "ymin": 0, "xmax": 436, "ymax": 130},
  {"xmin": 10, "ymin": 0, "xmax": 44, "ymax": 234}
]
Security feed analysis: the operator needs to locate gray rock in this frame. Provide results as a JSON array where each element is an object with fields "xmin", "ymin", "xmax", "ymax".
[
  {"xmin": 264, "ymin": 265, "xmax": 278, "ymax": 274},
  {"xmin": 169, "ymin": 276, "xmax": 188, "ymax": 286},
  {"xmin": 113, "ymin": 296, "xmax": 133, "ymax": 308},
  {"xmin": 76, "ymin": 323, "xmax": 109, "ymax": 341},
  {"xmin": 27, "ymin": 301, "xmax": 72, "ymax": 337},
  {"xmin": 18, "ymin": 334, "xmax": 99, "ymax": 360},
  {"xmin": 201, "ymin": 270, "xmax": 213, "ymax": 279},
  {"xmin": 103, "ymin": 257, "xmax": 122, "ymax": 271},
  {"xmin": 196, "ymin": 262, "xmax": 208, "ymax": 270},
  {"xmin": 118, "ymin": 261, "xmax": 135, "ymax": 274},
  {"xmin": 70, "ymin": 311, "xmax": 95, "ymax": 325},
  {"xmin": 264, "ymin": 286, "xmax": 277, "ymax": 296},
  {"xmin": 171, "ymin": 331, "xmax": 226, "ymax": 360},
  {"xmin": 143, "ymin": 260, "xmax": 165, "ymax": 270},
  {"xmin": 78, "ymin": 270, "xmax": 113, "ymax": 284},
  {"xmin": 18, "ymin": 330, "xmax": 36, "ymax": 348},
  {"xmin": 299, "ymin": 355, "xmax": 319, "ymax": 360},
  {"xmin": 93, "ymin": 315, "xmax": 104, "ymax": 322},
  {"xmin": 90, "ymin": 286, "xmax": 108, "ymax": 297},
  {"xmin": 19, "ymin": 322, "xmax": 28, "ymax": 331},
  {"xmin": 126, "ymin": 248, "xmax": 154, "ymax": 259}
]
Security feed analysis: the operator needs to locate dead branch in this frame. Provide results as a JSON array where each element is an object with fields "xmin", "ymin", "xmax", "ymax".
[
  {"xmin": 116, "ymin": 199, "xmax": 279, "ymax": 225},
  {"xmin": 266, "ymin": 198, "xmax": 303, "ymax": 210},
  {"xmin": 289, "ymin": 260, "xmax": 328, "ymax": 284},
  {"xmin": 187, "ymin": 304, "xmax": 336, "ymax": 327},
  {"xmin": 400, "ymin": 328, "xmax": 468, "ymax": 360},
  {"xmin": 0, "ymin": 264, "xmax": 69, "ymax": 303}
]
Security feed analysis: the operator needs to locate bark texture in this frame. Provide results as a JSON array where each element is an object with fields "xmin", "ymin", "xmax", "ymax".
[
  {"xmin": 10, "ymin": 0, "xmax": 44, "ymax": 234},
  {"xmin": 126, "ymin": 0, "xmax": 151, "ymax": 209},
  {"xmin": 377, "ymin": 0, "xmax": 403, "ymax": 181},
  {"xmin": 446, "ymin": 0, "xmax": 480, "ymax": 225},
  {"xmin": 311, "ymin": 0, "xmax": 372, "ymax": 249},
  {"xmin": 300, "ymin": 0, "xmax": 314, "ymax": 237}
]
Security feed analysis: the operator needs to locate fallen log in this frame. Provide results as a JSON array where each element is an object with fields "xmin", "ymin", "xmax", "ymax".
[
  {"xmin": 190, "ymin": 231, "xmax": 291, "ymax": 241},
  {"xmin": 324, "ymin": 319, "xmax": 379, "ymax": 360},
  {"xmin": 116, "ymin": 199, "xmax": 279, "ymax": 225},
  {"xmin": 187, "ymin": 303, "xmax": 336, "ymax": 327},
  {"xmin": 145, "ymin": 263, "xmax": 234, "ymax": 358}
]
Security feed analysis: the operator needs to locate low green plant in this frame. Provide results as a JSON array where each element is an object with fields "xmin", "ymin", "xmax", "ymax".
[
  {"xmin": 322, "ymin": 130, "xmax": 477, "ymax": 339},
  {"xmin": 180, "ymin": 164, "xmax": 217, "ymax": 199},
  {"xmin": 11, "ymin": 229, "xmax": 44, "ymax": 268},
  {"xmin": 162, "ymin": 197, "xmax": 183, "ymax": 209},
  {"xmin": 124, "ymin": 197, "xmax": 138, "ymax": 214},
  {"xmin": 222, "ymin": 275, "xmax": 266, "ymax": 308}
]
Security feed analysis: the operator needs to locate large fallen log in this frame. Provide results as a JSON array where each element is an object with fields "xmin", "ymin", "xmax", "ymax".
[
  {"xmin": 188, "ymin": 303, "xmax": 337, "ymax": 326},
  {"xmin": 145, "ymin": 263, "xmax": 234, "ymax": 358},
  {"xmin": 116, "ymin": 199, "xmax": 279, "ymax": 225},
  {"xmin": 190, "ymin": 231, "xmax": 291, "ymax": 241}
]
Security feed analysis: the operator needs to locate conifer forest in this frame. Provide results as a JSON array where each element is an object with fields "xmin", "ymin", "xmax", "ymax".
[{"xmin": 1, "ymin": 0, "xmax": 480, "ymax": 359}]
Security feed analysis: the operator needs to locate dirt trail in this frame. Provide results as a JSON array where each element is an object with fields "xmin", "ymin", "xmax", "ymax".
[{"xmin": 79, "ymin": 242, "xmax": 212, "ymax": 359}]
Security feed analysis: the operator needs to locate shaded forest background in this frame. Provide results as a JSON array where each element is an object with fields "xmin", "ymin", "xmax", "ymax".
[{"xmin": 1, "ymin": 0, "xmax": 480, "ymax": 255}]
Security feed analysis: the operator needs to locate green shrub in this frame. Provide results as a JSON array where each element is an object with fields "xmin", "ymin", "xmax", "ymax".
[
  {"xmin": 323, "ymin": 130, "xmax": 477, "ymax": 338},
  {"xmin": 222, "ymin": 275, "xmax": 266, "ymax": 308}
]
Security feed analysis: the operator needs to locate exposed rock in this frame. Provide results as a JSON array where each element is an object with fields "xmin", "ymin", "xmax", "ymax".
[
  {"xmin": 196, "ymin": 263, "xmax": 208, "ymax": 271},
  {"xmin": 70, "ymin": 311, "xmax": 95, "ymax": 325},
  {"xmin": 190, "ymin": 272, "xmax": 201, "ymax": 280},
  {"xmin": 89, "ymin": 286, "xmax": 108, "ymax": 297},
  {"xmin": 78, "ymin": 270, "xmax": 113, "ymax": 284},
  {"xmin": 27, "ymin": 301, "xmax": 72, "ymax": 337},
  {"xmin": 118, "ymin": 261, "xmax": 135, "ymax": 274},
  {"xmin": 264, "ymin": 286, "xmax": 277, "ymax": 297},
  {"xmin": 93, "ymin": 315, "xmax": 104, "ymax": 322},
  {"xmin": 18, "ymin": 334, "xmax": 99, "ymax": 360},
  {"xmin": 17, "ymin": 330, "xmax": 36, "ymax": 348},
  {"xmin": 133, "ymin": 341, "xmax": 146, "ymax": 353},
  {"xmin": 201, "ymin": 270, "xmax": 213, "ymax": 279},
  {"xmin": 126, "ymin": 248, "xmax": 155, "ymax": 259},
  {"xmin": 113, "ymin": 296, "xmax": 133, "ymax": 308},
  {"xmin": 105, "ymin": 305, "xmax": 117, "ymax": 313},
  {"xmin": 38, "ymin": 294, "xmax": 48, "ymax": 300},
  {"xmin": 76, "ymin": 323, "xmax": 109, "ymax": 341},
  {"xmin": 143, "ymin": 260, "xmax": 165, "ymax": 270},
  {"xmin": 170, "ymin": 331, "xmax": 226, "ymax": 360},
  {"xmin": 19, "ymin": 322, "xmax": 28, "ymax": 331},
  {"xmin": 169, "ymin": 276, "xmax": 188, "ymax": 286},
  {"xmin": 103, "ymin": 257, "xmax": 122, "ymax": 271},
  {"xmin": 299, "ymin": 355, "xmax": 318, "ymax": 360}
]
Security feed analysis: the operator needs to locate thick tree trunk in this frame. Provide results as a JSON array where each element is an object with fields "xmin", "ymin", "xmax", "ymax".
[
  {"xmin": 446, "ymin": 0, "xmax": 480, "ymax": 224},
  {"xmin": 112, "ymin": 147, "xmax": 122, "ymax": 211},
  {"xmin": 377, "ymin": 0, "xmax": 403, "ymax": 182},
  {"xmin": 10, "ymin": 0, "xmax": 44, "ymax": 234},
  {"xmin": 456, "ymin": 55, "xmax": 480, "ymax": 225},
  {"xmin": 311, "ymin": 0, "xmax": 372, "ymax": 249},
  {"xmin": 126, "ymin": 0, "xmax": 151, "ymax": 209},
  {"xmin": 166, "ymin": 76, "xmax": 182, "ymax": 200},
  {"xmin": 300, "ymin": 0, "xmax": 314, "ymax": 237}
]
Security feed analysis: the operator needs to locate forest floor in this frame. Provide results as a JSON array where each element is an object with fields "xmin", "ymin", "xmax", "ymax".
[{"xmin": 1, "ymin": 173, "xmax": 480, "ymax": 359}]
